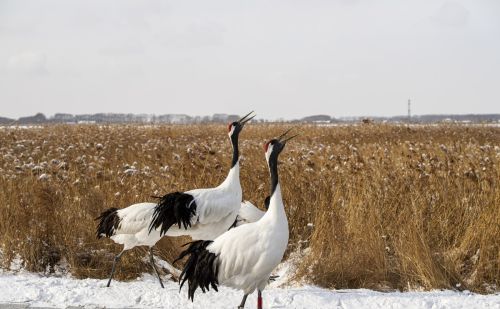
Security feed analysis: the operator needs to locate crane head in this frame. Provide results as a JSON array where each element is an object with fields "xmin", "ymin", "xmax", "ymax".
[
  {"xmin": 228, "ymin": 111, "xmax": 255, "ymax": 138},
  {"xmin": 264, "ymin": 128, "xmax": 298, "ymax": 163}
]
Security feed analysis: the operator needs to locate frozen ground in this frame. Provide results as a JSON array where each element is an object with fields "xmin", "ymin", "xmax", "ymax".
[{"xmin": 0, "ymin": 272, "xmax": 499, "ymax": 309}]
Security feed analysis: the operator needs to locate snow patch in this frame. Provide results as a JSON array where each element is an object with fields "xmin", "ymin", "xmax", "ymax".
[{"xmin": 0, "ymin": 272, "xmax": 499, "ymax": 308}]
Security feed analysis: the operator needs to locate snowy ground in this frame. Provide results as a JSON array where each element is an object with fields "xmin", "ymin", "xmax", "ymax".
[{"xmin": 0, "ymin": 272, "xmax": 499, "ymax": 309}]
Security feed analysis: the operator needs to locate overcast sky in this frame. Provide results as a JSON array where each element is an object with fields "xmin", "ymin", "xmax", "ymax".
[{"xmin": 1, "ymin": 0, "xmax": 499, "ymax": 119}]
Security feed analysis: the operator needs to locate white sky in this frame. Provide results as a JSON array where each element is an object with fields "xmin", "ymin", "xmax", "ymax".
[{"xmin": 1, "ymin": 0, "xmax": 499, "ymax": 119}]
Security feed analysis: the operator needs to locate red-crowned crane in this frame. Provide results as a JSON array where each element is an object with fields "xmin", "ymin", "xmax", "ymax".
[
  {"xmin": 95, "ymin": 111, "xmax": 255, "ymax": 288},
  {"xmin": 175, "ymin": 129, "xmax": 297, "ymax": 309}
]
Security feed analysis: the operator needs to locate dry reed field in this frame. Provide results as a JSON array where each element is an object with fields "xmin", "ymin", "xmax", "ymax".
[{"xmin": 0, "ymin": 124, "xmax": 498, "ymax": 293}]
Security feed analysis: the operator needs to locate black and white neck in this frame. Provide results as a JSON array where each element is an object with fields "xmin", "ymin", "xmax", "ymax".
[
  {"xmin": 267, "ymin": 145, "xmax": 280, "ymax": 197},
  {"xmin": 218, "ymin": 122, "xmax": 243, "ymax": 189},
  {"xmin": 263, "ymin": 140, "xmax": 287, "ymax": 220},
  {"xmin": 263, "ymin": 129, "xmax": 297, "ymax": 201},
  {"xmin": 229, "ymin": 124, "xmax": 240, "ymax": 169},
  {"xmin": 219, "ymin": 112, "xmax": 255, "ymax": 189}
]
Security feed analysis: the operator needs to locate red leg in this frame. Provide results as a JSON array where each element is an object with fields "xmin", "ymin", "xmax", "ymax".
[{"xmin": 257, "ymin": 290, "xmax": 262, "ymax": 309}]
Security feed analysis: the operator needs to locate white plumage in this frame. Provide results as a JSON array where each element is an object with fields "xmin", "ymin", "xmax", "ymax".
[
  {"xmin": 209, "ymin": 185, "xmax": 288, "ymax": 294},
  {"xmin": 107, "ymin": 164, "xmax": 242, "ymax": 245},
  {"xmin": 234, "ymin": 200, "xmax": 266, "ymax": 227},
  {"xmin": 177, "ymin": 130, "xmax": 297, "ymax": 309},
  {"xmin": 109, "ymin": 202, "xmax": 159, "ymax": 250},
  {"xmin": 96, "ymin": 112, "xmax": 255, "ymax": 287},
  {"xmin": 156, "ymin": 166, "xmax": 242, "ymax": 240}
]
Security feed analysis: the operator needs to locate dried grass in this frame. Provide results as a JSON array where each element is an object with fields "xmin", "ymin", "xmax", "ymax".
[{"xmin": 0, "ymin": 124, "xmax": 498, "ymax": 292}]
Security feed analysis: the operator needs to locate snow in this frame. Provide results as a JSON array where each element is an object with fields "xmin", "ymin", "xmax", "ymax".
[{"xmin": 0, "ymin": 272, "xmax": 499, "ymax": 309}]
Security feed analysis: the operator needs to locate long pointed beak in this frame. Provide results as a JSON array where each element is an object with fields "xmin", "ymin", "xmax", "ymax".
[
  {"xmin": 277, "ymin": 128, "xmax": 293, "ymax": 140},
  {"xmin": 281, "ymin": 133, "xmax": 299, "ymax": 144},
  {"xmin": 277, "ymin": 128, "xmax": 299, "ymax": 144},
  {"xmin": 238, "ymin": 111, "xmax": 256, "ymax": 125}
]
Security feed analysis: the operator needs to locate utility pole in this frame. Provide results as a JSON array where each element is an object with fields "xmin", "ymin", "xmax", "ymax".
[{"xmin": 407, "ymin": 99, "xmax": 411, "ymax": 123}]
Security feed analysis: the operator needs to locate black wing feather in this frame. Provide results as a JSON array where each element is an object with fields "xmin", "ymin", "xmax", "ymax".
[
  {"xmin": 95, "ymin": 207, "xmax": 121, "ymax": 239},
  {"xmin": 174, "ymin": 240, "xmax": 219, "ymax": 301},
  {"xmin": 148, "ymin": 192, "xmax": 197, "ymax": 236}
]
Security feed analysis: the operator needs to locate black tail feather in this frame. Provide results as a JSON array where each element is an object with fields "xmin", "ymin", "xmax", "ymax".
[
  {"xmin": 176, "ymin": 240, "xmax": 219, "ymax": 301},
  {"xmin": 148, "ymin": 192, "xmax": 197, "ymax": 236},
  {"xmin": 95, "ymin": 208, "xmax": 121, "ymax": 239}
]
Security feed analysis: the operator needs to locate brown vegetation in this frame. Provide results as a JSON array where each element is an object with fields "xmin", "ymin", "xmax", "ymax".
[{"xmin": 0, "ymin": 124, "xmax": 498, "ymax": 292}]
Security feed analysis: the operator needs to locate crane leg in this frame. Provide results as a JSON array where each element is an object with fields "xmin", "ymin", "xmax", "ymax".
[
  {"xmin": 149, "ymin": 247, "xmax": 165, "ymax": 288},
  {"xmin": 237, "ymin": 294, "xmax": 248, "ymax": 308},
  {"xmin": 257, "ymin": 290, "xmax": 262, "ymax": 309},
  {"xmin": 107, "ymin": 250, "xmax": 125, "ymax": 287}
]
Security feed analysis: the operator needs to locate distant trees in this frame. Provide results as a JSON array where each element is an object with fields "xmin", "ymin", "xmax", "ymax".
[
  {"xmin": 2, "ymin": 112, "xmax": 499, "ymax": 125},
  {"xmin": 18, "ymin": 113, "xmax": 46, "ymax": 124}
]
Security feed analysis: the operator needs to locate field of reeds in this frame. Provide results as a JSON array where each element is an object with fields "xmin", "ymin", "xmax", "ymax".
[{"xmin": 0, "ymin": 124, "xmax": 498, "ymax": 293}]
